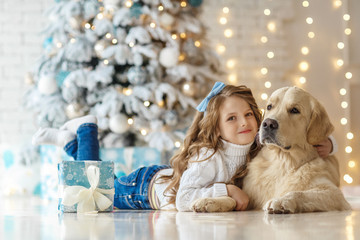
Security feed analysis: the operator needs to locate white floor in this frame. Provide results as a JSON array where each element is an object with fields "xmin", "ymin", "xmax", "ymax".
[{"xmin": 1, "ymin": 197, "xmax": 360, "ymax": 240}]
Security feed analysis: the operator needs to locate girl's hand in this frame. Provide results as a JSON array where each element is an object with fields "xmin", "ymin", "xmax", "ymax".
[
  {"xmin": 226, "ymin": 184, "xmax": 249, "ymax": 211},
  {"xmin": 314, "ymin": 138, "xmax": 333, "ymax": 158}
]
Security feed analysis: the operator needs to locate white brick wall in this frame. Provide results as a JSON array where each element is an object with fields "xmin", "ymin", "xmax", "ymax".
[{"xmin": 0, "ymin": 0, "xmax": 52, "ymax": 148}]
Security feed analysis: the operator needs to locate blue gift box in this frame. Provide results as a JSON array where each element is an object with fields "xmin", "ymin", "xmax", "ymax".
[
  {"xmin": 58, "ymin": 161, "xmax": 114, "ymax": 213},
  {"xmin": 39, "ymin": 146, "xmax": 165, "ymax": 200}
]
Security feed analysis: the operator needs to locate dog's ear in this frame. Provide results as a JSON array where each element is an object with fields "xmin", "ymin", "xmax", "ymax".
[{"xmin": 307, "ymin": 98, "xmax": 334, "ymax": 145}]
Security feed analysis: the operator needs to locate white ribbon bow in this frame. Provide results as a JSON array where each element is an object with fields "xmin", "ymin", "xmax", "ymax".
[{"xmin": 62, "ymin": 165, "xmax": 115, "ymax": 214}]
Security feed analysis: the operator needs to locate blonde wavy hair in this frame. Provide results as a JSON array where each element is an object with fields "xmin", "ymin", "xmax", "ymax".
[{"xmin": 160, "ymin": 84, "xmax": 263, "ymax": 205}]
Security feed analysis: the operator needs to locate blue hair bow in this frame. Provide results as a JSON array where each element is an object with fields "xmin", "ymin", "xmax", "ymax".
[{"xmin": 196, "ymin": 82, "xmax": 226, "ymax": 112}]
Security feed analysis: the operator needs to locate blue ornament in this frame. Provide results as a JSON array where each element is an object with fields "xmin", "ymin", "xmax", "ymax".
[
  {"xmin": 43, "ymin": 37, "xmax": 53, "ymax": 50},
  {"xmin": 130, "ymin": 2, "xmax": 142, "ymax": 19},
  {"xmin": 188, "ymin": 0, "xmax": 203, "ymax": 7},
  {"xmin": 55, "ymin": 71, "xmax": 70, "ymax": 86},
  {"xmin": 127, "ymin": 66, "xmax": 147, "ymax": 85}
]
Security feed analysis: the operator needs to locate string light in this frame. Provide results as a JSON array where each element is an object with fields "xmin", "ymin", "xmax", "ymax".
[
  {"xmin": 299, "ymin": 76, "xmax": 307, "ymax": 84},
  {"xmin": 299, "ymin": 61, "xmax": 309, "ymax": 71},
  {"xmin": 97, "ymin": 13, "xmax": 104, "ymax": 20},
  {"xmin": 302, "ymin": 1, "xmax": 309, "ymax": 7},
  {"xmin": 261, "ymin": 93, "xmax": 268, "ymax": 100},
  {"xmin": 264, "ymin": 9, "xmax": 271, "ymax": 16},
  {"xmin": 337, "ymin": 42, "xmax": 345, "ymax": 49},
  {"xmin": 103, "ymin": 59, "xmax": 109, "ymax": 65},
  {"xmin": 123, "ymin": 88, "xmax": 133, "ymax": 96},
  {"xmin": 341, "ymin": 117, "xmax": 348, "ymax": 125},
  {"xmin": 144, "ymin": 101, "xmax": 150, "ymax": 107},
  {"xmin": 267, "ymin": 51, "xmax": 275, "ymax": 59},
  {"xmin": 347, "ymin": 132, "xmax": 354, "ymax": 140},
  {"xmin": 306, "ymin": 17, "xmax": 313, "ymax": 24},
  {"xmin": 150, "ymin": 22, "xmax": 156, "ymax": 28},
  {"xmin": 341, "ymin": 101, "xmax": 348, "ymax": 109},
  {"xmin": 343, "ymin": 174, "xmax": 353, "ymax": 184},
  {"xmin": 345, "ymin": 146, "xmax": 353, "ymax": 153},
  {"xmin": 343, "ymin": 14, "xmax": 350, "ymax": 21},
  {"xmin": 158, "ymin": 5, "xmax": 164, "ymax": 11},
  {"xmin": 125, "ymin": 0, "xmax": 133, "ymax": 8},
  {"xmin": 140, "ymin": 129, "xmax": 147, "ymax": 136},
  {"xmin": 260, "ymin": 68, "xmax": 268, "ymax": 75},
  {"xmin": 174, "ymin": 141, "xmax": 181, "ymax": 148},
  {"xmin": 308, "ymin": 32, "xmax": 315, "ymax": 38},
  {"xmin": 223, "ymin": 7, "xmax": 229, "ymax": 14},
  {"xmin": 348, "ymin": 161, "xmax": 356, "ymax": 168},
  {"xmin": 216, "ymin": 44, "xmax": 226, "ymax": 54},
  {"xmin": 267, "ymin": 22, "xmax": 276, "ymax": 32},
  {"xmin": 85, "ymin": 23, "xmax": 91, "ymax": 29},
  {"xmin": 180, "ymin": 1, "xmax": 187, "ymax": 7},
  {"xmin": 194, "ymin": 41, "xmax": 201, "ymax": 47},
  {"xmin": 334, "ymin": 0, "xmax": 342, "ymax": 8},
  {"xmin": 226, "ymin": 59, "xmax": 236, "ymax": 69},
  {"xmin": 340, "ymin": 88, "xmax": 347, "ymax": 95},
  {"xmin": 344, "ymin": 28, "xmax": 351, "ymax": 35},
  {"xmin": 171, "ymin": 34, "xmax": 177, "ymax": 40},
  {"xmin": 219, "ymin": 17, "xmax": 227, "ymax": 25},
  {"xmin": 345, "ymin": 72, "xmax": 352, "ymax": 79},
  {"xmin": 264, "ymin": 81, "xmax": 271, "ymax": 88},
  {"xmin": 224, "ymin": 29, "xmax": 233, "ymax": 38},
  {"xmin": 336, "ymin": 59, "xmax": 344, "ymax": 67},
  {"xmin": 260, "ymin": 36, "xmax": 268, "ymax": 43},
  {"xmin": 301, "ymin": 46, "xmax": 309, "ymax": 55},
  {"xmin": 105, "ymin": 33, "xmax": 112, "ymax": 39},
  {"xmin": 180, "ymin": 32, "xmax": 187, "ymax": 39},
  {"xmin": 127, "ymin": 118, "xmax": 134, "ymax": 125},
  {"xmin": 228, "ymin": 74, "xmax": 237, "ymax": 83}
]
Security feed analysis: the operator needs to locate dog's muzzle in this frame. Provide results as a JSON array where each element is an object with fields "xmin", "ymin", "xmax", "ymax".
[
  {"xmin": 260, "ymin": 118, "xmax": 291, "ymax": 150},
  {"xmin": 260, "ymin": 118, "xmax": 279, "ymax": 145}
]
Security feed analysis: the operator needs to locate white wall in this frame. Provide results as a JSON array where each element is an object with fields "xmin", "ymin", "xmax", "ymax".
[
  {"xmin": 0, "ymin": 0, "xmax": 51, "ymax": 148},
  {"xmin": 0, "ymin": 0, "xmax": 359, "ymax": 184}
]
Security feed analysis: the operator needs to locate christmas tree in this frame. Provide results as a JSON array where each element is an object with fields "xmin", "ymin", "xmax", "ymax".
[{"xmin": 24, "ymin": 0, "xmax": 222, "ymax": 151}]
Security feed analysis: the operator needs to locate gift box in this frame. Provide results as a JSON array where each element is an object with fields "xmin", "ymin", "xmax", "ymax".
[
  {"xmin": 58, "ymin": 161, "xmax": 115, "ymax": 213},
  {"xmin": 39, "ymin": 145, "xmax": 165, "ymax": 200}
]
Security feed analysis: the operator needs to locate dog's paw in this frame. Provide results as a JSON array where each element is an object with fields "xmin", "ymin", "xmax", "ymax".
[
  {"xmin": 263, "ymin": 197, "xmax": 296, "ymax": 214},
  {"xmin": 190, "ymin": 196, "xmax": 236, "ymax": 213}
]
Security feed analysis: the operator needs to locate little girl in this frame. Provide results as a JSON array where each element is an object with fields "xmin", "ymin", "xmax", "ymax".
[{"xmin": 32, "ymin": 82, "xmax": 334, "ymax": 212}]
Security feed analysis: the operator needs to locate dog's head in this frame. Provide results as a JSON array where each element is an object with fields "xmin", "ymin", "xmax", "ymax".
[{"xmin": 259, "ymin": 86, "xmax": 334, "ymax": 151}]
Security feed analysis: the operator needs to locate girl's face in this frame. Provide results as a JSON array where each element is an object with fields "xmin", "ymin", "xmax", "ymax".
[{"xmin": 218, "ymin": 95, "xmax": 258, "ymax": 145}]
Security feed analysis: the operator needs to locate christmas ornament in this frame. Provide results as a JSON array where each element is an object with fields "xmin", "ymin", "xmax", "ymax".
[
  {"xmin": 55, "ymin": 71, "xmax": 70, "ymax": 86},
  {"xmin": 188, "ymin": 0, "xmax": 203, "ymax": 7},
  {"xmin": 65, "ymin": 103, "xmax": 85, "ymax": 119},
  {"xmin": 159, "ymin": 47, "xmax": 179, "ymax": 68},
  {"xmin": 69, "ymin": 16, "xmax": 82, "ymax": 30},
  {"xmin": 94, "ymin": 39, "xmax": 110, "ymax": 58},
  {"xmin": 182, "ymin": 81, "xmax": 196, "ymax": 97},
  {"xmin": 109, "ymin": 114, "xmax": 130, "ymax": 134},
  {"xmin": 38, "ymin": 74, "xmax": 58, "ymax": 95},
  {"xmin": 159, "ymin": 12, "xmax": 175, "ymax": 29},
  {"xmin": 127, "ymin": 66, "xmax": 147, "ymax": 85}
]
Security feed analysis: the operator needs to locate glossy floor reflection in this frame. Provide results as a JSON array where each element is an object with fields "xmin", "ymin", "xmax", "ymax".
[{"xmin": 1, "ymin": 197, "xmax": 360, "ymax": 240}]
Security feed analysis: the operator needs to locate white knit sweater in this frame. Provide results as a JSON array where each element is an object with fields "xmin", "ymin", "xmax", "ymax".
[{"xmin": 154, "ymin": 140, "xmax": 252, "ymax": 211}]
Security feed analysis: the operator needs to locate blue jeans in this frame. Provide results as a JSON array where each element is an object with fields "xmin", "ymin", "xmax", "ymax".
[
  {"xmin": 63, "ymin": 123, "xmax": 170, "ymax": 209},
  {"xmin": 114, "ymin": 165, "xmax": 169, "ymax": 209}
]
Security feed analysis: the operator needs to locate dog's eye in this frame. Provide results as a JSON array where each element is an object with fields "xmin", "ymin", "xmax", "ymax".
[
  {"xmin": 290, "ymin": 108, "xmax": 300, "ymax": 114},
  {"xmin": 267, "ymin": 104, "xmax": 272, "ymax": 110}
]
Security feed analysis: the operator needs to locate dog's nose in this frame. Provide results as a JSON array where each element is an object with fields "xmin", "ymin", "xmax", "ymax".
[{"xmin": 262, "ymin": 118, "xmax": 278, "ymax": 131}]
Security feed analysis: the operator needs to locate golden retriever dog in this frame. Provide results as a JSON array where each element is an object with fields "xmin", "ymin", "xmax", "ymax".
[{"xmin": 191, "ymin": 86, "xmax": 351, "ymax": 213}]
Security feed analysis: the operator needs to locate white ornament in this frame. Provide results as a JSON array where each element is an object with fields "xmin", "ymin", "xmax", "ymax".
[
  {"xmin": 109, "ymin": 114, "xmax": 129, "ymax": 134},
  {"xmin": 66, "ymin": 103, "xmax": 85, "ymax": 119},
  {"xmin": 127, "ymin": 66, "xmax": 147, "ymax": 85},
  {"xmin": 38, "ymin": 75, "xmax": 58, "ymax": 95},
  {"xmin": 159, "ymin": 12, "xmax": 175, "ymax": 29},
  {"xmin": 159, "ymin": 47, "xmax": 179, "ymax": 68}
]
